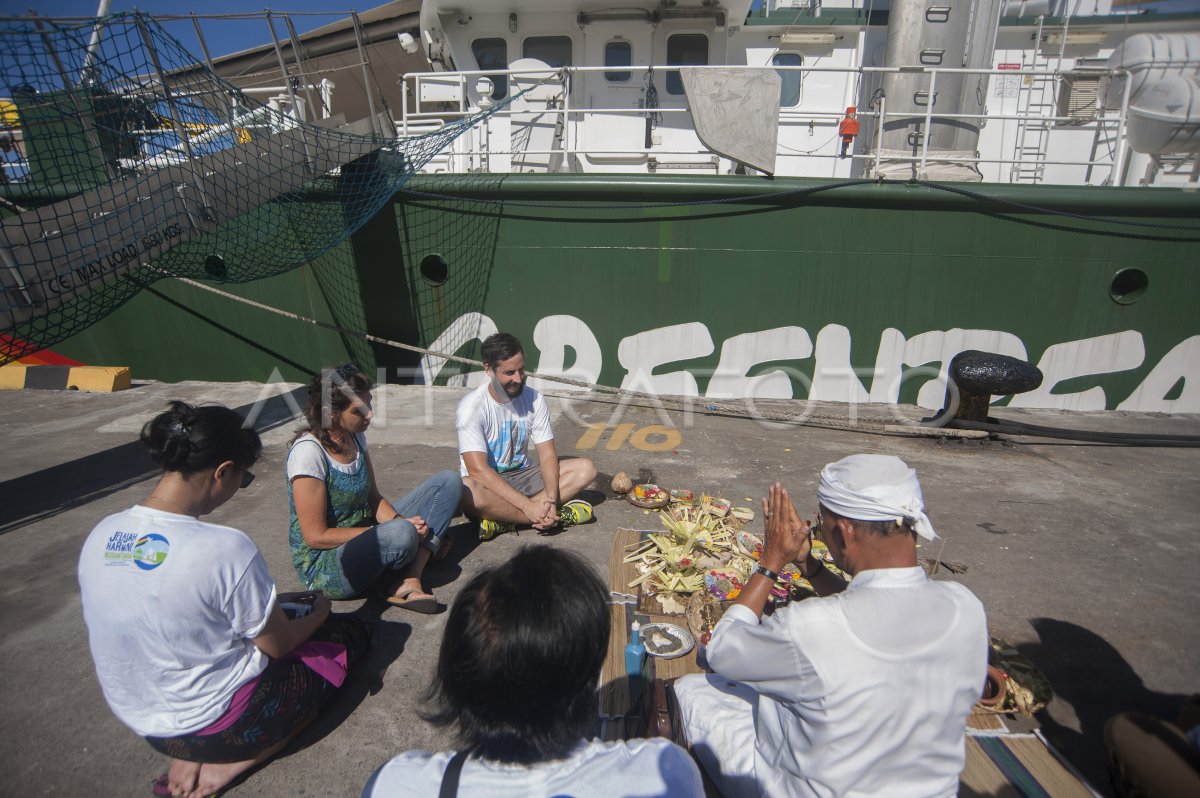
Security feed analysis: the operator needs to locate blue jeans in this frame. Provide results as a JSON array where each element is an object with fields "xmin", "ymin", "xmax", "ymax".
[{"xmin": 333, "ymin": 469, "xmax": 462, "ymax": 597}]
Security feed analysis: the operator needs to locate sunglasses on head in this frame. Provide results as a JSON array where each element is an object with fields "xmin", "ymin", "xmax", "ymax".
[{"xmin": 333, "ymin": 363, "xmax": 360, "ymax": 381}]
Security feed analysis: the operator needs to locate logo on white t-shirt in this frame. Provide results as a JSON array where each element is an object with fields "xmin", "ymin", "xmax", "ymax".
[{"xmin": 103, "ymin": 530, "xmax": 170, "ymax": 570}]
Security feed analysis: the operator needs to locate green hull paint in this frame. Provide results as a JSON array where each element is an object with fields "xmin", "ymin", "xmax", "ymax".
[
  {"xmin": 55, "ymin": 176, "xmax": 1200, "ymax": 410},
  {"xmin": 54, "ymin": 244, "xmax": 374, "ymax": 384}
]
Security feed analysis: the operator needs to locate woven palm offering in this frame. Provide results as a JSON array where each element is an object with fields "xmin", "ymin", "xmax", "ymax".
[{"xmin": 622, "ymin": 493, "xmax": 846, "ymax": 616}]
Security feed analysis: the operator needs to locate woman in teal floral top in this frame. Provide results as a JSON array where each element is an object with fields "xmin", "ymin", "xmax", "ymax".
[{"xmin": 287, "ymin": 364, "xmax": 461, "ymax": 612}]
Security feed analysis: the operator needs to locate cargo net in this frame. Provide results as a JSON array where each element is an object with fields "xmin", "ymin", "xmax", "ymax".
[{"xmin": 0, "ymin": 12, "xmax": 514, "ymax": 365}]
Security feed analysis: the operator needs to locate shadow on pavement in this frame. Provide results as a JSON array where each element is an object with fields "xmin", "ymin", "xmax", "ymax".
[
  {"xmin": 0, "ymin": 389, "xmax": 306, "ymax": 536},
  {"xmin": 1020, "ymin": 616, "xmax": 1190, "ymax": 796}
]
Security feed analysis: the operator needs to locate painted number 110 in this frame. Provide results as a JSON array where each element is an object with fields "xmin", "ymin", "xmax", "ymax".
[{"xmin": 574, "ymin": 423, "xmax": 682, "ymax": 452}]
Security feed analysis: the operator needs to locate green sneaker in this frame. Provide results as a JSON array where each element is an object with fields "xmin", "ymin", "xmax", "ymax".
[
  {"xmin": 558, "ymin": 499, "xmax": 594, "ymax": 528},
  {"xmin": 479, "ymin": 518, "xmax": 516, "ymax": 541}
]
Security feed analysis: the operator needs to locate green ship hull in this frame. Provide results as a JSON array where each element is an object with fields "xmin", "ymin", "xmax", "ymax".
[{"xmin": 55, "ymin": 175, "xmax": 1200, "ymax": 412}]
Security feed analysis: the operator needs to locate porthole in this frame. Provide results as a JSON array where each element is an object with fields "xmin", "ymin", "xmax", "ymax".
[
  {"xmin": 1109, "ymin": 268, "xmax": 1148, "ymax": 305},
  {"xmin": 420, "ymin": 254, "xmax": 449, "ymax": 286},
  {"xmin": 204, "ymin": 254, "xmax": 227, "ymax": 280}
]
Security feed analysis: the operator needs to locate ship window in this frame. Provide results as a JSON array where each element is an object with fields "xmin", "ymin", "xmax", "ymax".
[
  {"xmin": 605, "ymin": 41, "xmax": 632, "ymax": 82},
  {"xmin": 420, "ymin": 254, "xmax": 449, "ymax": 286},
  {"xmin": 523, "ymin": 36, "xmax": 573, "ymax": 68},
  {"xmin": 666, "ymin": 34, "xmax": 709, "ymax": 95},
  {"xmin": 773, "ymin": 52, "xmax": 802, "ymax": 106},
  {"xmin": 471, "ymin": 38, "xmax": 508, "ymax": 99},
  {"xmin": 1110, "ymin": 268, "xmax": 1148, "ymax": 305}
]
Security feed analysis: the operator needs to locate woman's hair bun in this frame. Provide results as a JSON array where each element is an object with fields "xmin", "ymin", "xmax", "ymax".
[{"xmin": 141, "ymin": 400, "xmax": 261, "ymax": 475}]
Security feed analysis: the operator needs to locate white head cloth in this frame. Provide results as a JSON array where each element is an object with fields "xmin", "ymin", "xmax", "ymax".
[{"xmin": 817, "ymin": 454, "xmax": 937, "ymax": 541}]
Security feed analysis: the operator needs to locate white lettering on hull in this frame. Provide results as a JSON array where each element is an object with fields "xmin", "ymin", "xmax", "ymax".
[
  {"xmin": 618, "ymin": 322, "xmax": 715, "ymax": 397},
  {"xmin": 1009, "ymin": 331, "xmax": 1145, "ymax": 411},
  {"xmin": 421, "ymin": 312, "xmax": 497, "ymax": 388},
  {"xmin": 527, "ymin": 314, "xmax": 603, "ymax": 392},
  {"xmin": 708, "ymin": 327, "xmax": 812, "ymax": 400},
  {"xmin": 1117, "ymin": 335, "xmax": 1200, "ymax": 414},
  {"xmin": 419, "ymin": 315, "xmax": 1198, "ymax": 413}
]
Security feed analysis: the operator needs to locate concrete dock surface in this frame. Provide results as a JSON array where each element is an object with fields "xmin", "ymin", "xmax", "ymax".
[{"xmin": 1, "ymin": 380, "xmax": 1197, "ymax": 797}]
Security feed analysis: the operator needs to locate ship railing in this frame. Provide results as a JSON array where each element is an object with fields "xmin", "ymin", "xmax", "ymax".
[{"xmin": 399, "ymin": 63, "xmax": 1131, "ymax": 183}]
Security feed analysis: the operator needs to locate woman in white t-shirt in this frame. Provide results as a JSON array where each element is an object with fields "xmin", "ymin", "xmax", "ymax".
[
  {"xmin": 287, "ymin": 364, "xmax": 461, "ymax": 612},
  {"xmin": 362, "ymin": 546, "xmax": 705, "ymax": 798},
  {"xmin": 79, "ymin": 401, "xmax": 370, "ymax": 798}
]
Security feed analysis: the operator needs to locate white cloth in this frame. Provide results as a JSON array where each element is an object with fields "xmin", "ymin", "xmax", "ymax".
[
  {"xmin": 676, "ymin": 567, "xmax": 988, "ymax": 798},
  {"xmin": 286, "ymin": 431, "xmax": 366, "ymax": 481},
  {"xmin": 456, "ymin": 382, "xmax": 553, "ymax": 477},
  {"xmin": 362, "ymin": 737, "xmax": 705, "ymax": 798},
  {"xmin": 817, "ymin": 454, "xmax": 937, "ymax": 540},
  {"xmin": 78, "ymin": 506, "xmax": 276, "ymax": 737}
]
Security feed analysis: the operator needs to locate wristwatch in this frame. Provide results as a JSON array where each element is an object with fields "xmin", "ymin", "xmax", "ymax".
[{"xmin": 753, "ymin": 564, "xmax": 780, "ymax": 582}]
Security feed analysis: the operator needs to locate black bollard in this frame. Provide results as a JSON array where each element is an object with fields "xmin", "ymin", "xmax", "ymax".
[{"xmin": 941, "ymin": 350, "xmax": 1043, "ymax": 422}]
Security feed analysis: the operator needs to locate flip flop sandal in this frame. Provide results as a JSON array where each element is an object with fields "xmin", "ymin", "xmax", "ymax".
[
  {"xmin": 385, "ymin": 590, "xmax": 438, "ymax": 614},
  {"xmin": 433, "ymin": 536, "xmax": 453, "ymax": 562}
]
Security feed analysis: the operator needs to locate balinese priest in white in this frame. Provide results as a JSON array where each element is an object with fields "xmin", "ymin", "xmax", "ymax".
[{"xmin": 675, "ymin": 454, "xmax": 988, "ymax": 798}]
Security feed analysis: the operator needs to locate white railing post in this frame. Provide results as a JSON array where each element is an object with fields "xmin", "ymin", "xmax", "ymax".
[
  {"xmin": 1111, "ymin": 68, "xmax": 1132, "ymax": 187},
  {"xmin": 875, "ymin": 92, "xmax": 886, "ymax": 178},
  {"xmin": 919, "ymin": 70, "xmax": 937, "ymax": 179}
]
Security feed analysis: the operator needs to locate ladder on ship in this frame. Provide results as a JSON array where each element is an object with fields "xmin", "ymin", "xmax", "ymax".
[
  {"xmin": 1085, "ymin": 116, "xmax": 1122, "ymax": 185},
  {"xmin": 1009, "ymin": 14, "xmax": 1069, "ymax": 184}
]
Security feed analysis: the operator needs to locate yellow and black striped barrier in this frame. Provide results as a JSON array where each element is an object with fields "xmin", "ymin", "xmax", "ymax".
[{"xmin": 0, "ymin": 365, "xmax": 131, "ymax": 392}]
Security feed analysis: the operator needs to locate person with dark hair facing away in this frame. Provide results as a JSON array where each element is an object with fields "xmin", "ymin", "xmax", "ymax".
[
  {"xmin": 674, "ymin": 455, "xmax": 988, "ymax": 798},
  {"xmin": 288, "ymin": 364, "xmax": 462, "ymax": 612},
  {"xmin": 456, "ymin": 332, "xmax": 597, "ymax": 541},
  {"xmin": 79, "ymin": 401, "xmax": 370, "ymax": 798},
  {"xmin": 362, "ymin": 546, "xmax": 704, "ymax": 797}
]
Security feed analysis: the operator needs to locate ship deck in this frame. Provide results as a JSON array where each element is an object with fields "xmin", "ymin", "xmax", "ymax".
[{"xmin": 2, "ymin": 380, "xmax": 1197, "ymax": 796}]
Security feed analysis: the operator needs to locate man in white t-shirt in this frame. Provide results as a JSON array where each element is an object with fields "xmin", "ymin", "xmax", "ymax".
[
  {"xmin": 674, "ymin": 455, "xmax": 989, "ymax": 798},
  {"xmin": 456, "ymin": 332, "xmax": 596, "ymax": 540}
]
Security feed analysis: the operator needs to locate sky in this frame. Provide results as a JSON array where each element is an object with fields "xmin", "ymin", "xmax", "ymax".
[
  {"xmin": 0, "ymin": 1, "xmax": 365, "ymax": 58},
  {"xmin": 4, "ymin": 0, "xmax": 1199, "ymax": 59}
]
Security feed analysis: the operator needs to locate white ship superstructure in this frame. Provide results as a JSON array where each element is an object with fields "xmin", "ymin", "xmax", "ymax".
[{"xmin": 403, "ymin": 0, "xmax": 1200, "ymax": 186}]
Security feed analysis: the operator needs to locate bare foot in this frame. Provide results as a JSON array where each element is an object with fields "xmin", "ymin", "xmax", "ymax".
[
  {"xmin": 166, "ymin": 759, "xmax": 200, "ymax": 797},
  {"xmin": 187, "ymin": 758, "xmax": 264, "ymax": 798}
]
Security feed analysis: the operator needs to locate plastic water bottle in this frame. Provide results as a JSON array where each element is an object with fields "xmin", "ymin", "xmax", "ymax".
[
  {"xmin": 625, "ymin": 620, "xmax": 647, "ymax": 705},
  {"xmin": 624, "ymin": 621, "xmax": 646, "ymax": 675}
]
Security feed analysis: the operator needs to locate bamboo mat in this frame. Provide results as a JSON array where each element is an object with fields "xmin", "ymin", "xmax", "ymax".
[
  {"xmin": 602, "ymin": 528, "xmax": 705, "ymax": 726},
  {"xmin": 599, "ymin": 603, "xmax": 631, "ymax": 718},
  {"xmin": 962, "ymin": 734, "xmax": 1099, "ymax": 797},
  {"xmin": 601, "ymin": 529, "xmax": 642, "ymax": 722},
  {"xmin": 609, "ymin": 527, "xmax": 643, "ymax": 596},
  {"xmin": 608, "ymin": 528, "xmax": 705, "ymax": 682},
  {"xmin": 966, "ymin": 708, "xmax": 1009, "ymax": 733}
]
